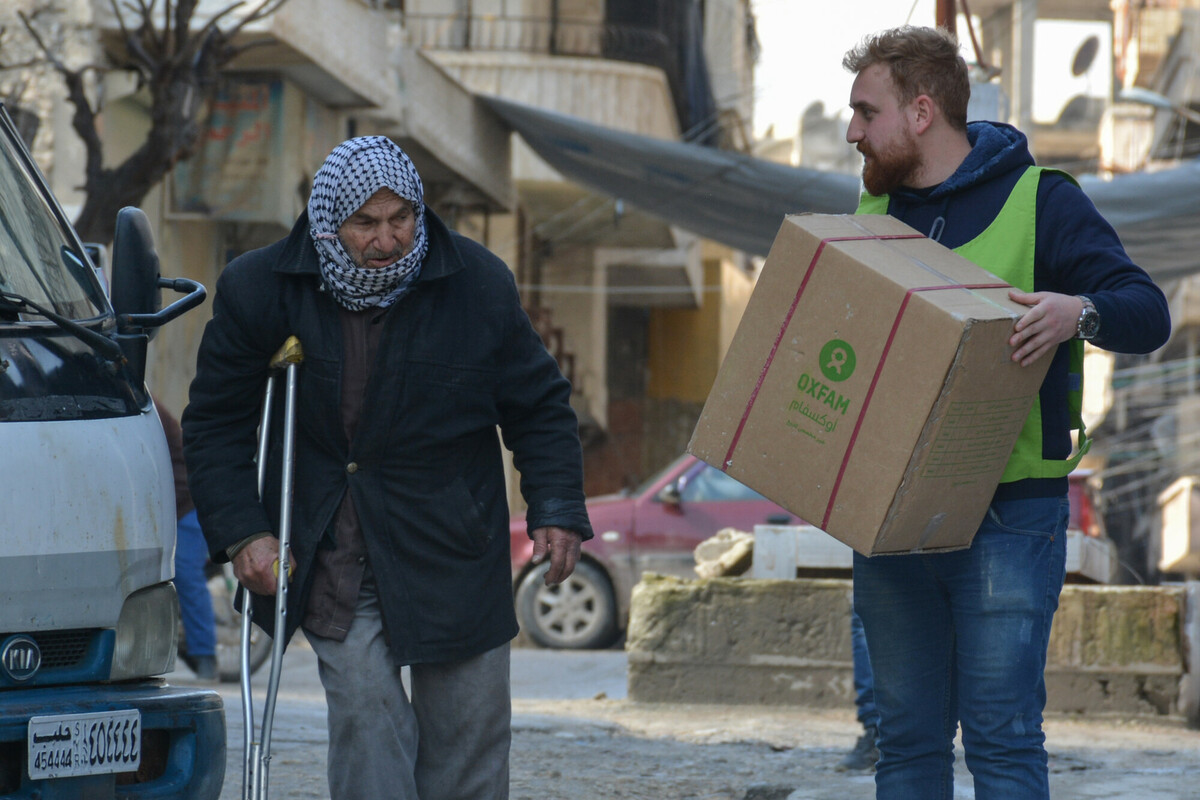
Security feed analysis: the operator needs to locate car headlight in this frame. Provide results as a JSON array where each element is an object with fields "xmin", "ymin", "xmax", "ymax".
[{"xmin": 110, "ymin": 583, "xmax": 179, "ymax": 680}]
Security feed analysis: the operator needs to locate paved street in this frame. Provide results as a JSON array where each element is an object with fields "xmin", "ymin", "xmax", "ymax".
[{"xmin": 169, "ymin": 637, "xmax": 1199, "ymax": 799}]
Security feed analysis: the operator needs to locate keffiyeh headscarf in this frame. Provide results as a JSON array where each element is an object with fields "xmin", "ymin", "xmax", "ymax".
[{"xmin": 307, "ymin": 136, "xmax": 429, "ymax": 311}]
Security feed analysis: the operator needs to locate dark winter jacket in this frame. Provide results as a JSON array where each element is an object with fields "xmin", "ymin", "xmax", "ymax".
[
  {"xmin": 876, "ymin": 121, "xmax": 1170, "ymax": 500},
  {"xmin": 182, "ymin": 207, "xmax": 593, "ymax": 664}
]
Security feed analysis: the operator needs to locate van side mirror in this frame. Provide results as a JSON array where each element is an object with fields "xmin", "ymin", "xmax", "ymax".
[
  {"xmin": 108, "ymin": 207, "xmax": 206, "ymax": 386},
  {"xmin": 657, "ymin": 482, "xmax": 682, "ymax": 507},
  {"xmin": 110, "ymin": 207, "xmax": 161, "ymax": 334}
]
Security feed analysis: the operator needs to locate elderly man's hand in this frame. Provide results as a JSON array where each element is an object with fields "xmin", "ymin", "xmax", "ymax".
[
  {"xmin": 1007, "ymin": 290, "xmax": 1084, "ymax": 367},
  {"xmin": 232, "ymin": 535, "xmax": 296, "ymax": 597},
  {"xmin": 530, "ymin": 526, "xmax": 583, "ymax": 586}
]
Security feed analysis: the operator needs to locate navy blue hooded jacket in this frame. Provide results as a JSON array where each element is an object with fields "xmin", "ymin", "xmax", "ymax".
[{"xmin": 877, "ymin": 121, "xmax": 1170, "ymax": 499}]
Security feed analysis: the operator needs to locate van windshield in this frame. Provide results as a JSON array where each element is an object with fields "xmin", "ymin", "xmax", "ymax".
[
  {"xmin": 0, "ymin": 111, "xmax": 138, "ymax": 421},
  {"xmin": 0, "ymin": 124, "xmax": 107, "ymax": 322}
]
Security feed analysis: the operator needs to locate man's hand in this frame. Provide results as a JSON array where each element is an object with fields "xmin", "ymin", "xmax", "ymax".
[
  {"xmin": 232, "ymin": 535, "xmax": 296, "ymax": 597},
  {"xmin": 1007, "ymin": 290, "xmax": 1083, "ymax": 367},
  {"xmin": 529, "ymin": 526, "xmax": 583, "ymax": 586}
]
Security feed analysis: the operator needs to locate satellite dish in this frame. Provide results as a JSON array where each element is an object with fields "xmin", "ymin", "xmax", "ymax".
[{"xmin": 1072, "ymin": 35, "xmax": 1100, "ymax": 77}]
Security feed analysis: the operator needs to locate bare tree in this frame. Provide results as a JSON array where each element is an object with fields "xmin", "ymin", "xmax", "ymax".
[{"xmin": 3, "ymin": 0, "xmax": 289, "ymax": 244}]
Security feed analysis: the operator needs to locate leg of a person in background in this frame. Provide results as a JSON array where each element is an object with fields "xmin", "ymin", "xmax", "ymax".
[
  {"xmin": 837, "ymin": 606, "xmax": 881, "ymax": 772},
  {"xmin": 175, "ymin": 509, "xmax": 218, "ymax": 679}
]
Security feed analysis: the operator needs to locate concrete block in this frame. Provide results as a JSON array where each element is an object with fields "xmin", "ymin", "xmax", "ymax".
[
  {"xmin": 627, "ymin": 575, "xmax": 855, "ymax": 706},
  {"xmin": 626, "ymin": 574, "xmax": 1193, "ymax": 719},
  {"xmin": 1047, "ymin": 586, "xmax": 1185, "ymax": 670}
]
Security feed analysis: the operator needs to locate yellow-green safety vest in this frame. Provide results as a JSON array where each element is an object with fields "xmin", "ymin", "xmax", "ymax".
[{"xmin": 856, "ymin": 166, "xmax": 1089, "ymax": 481}]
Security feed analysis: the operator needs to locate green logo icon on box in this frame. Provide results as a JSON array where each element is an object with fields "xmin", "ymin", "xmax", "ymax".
[{"xmin": 819, "ymin": 339, "xmax": 856, "ymax": 382}]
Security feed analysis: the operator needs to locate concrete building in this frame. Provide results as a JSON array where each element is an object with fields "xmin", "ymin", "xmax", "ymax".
[{"xmin": 2, "ymin": 0, "xmax": 760, "ymax": 505}]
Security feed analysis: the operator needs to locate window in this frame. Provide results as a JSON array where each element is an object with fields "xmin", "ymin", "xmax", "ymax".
[{"xmin": 679, "ymin": 465, "xmax": 768, "ymax": 502}]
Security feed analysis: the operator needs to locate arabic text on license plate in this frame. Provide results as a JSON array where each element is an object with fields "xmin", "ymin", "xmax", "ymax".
[{"xmin": 28, "ymin": 709, "xmax": 141, "ymax": 779}]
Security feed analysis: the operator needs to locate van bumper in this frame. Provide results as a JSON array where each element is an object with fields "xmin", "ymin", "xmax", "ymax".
[{"xmin": 0, "ymin": 679, "xmax": 225, "ymax": 799}]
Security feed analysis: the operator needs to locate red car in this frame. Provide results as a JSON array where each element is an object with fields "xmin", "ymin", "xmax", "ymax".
[
  {"xmin": 510, "ymin": 454, "xmax": 1106, "ymax": 650},
  {"xmin": 510, "ymin": 454, "xmax": 801, "ymax": 649}
]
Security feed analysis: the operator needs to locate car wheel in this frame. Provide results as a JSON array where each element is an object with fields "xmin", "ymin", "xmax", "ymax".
[{"xmin": 516, "ymin": 560, "xmax": 618, "ymax": 650}]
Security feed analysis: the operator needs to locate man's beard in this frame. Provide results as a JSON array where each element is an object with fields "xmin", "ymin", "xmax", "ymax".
[
  {"xmin": 341, "ymin": 238, "xmax": 405, "ymax": 270},
  {"xmin": 859, "ymin": 128, "xmax": 922, "ymax": 196},
  {"xmin": 355, "ymin": 247, "xmax": 404, "ymax": 270}
]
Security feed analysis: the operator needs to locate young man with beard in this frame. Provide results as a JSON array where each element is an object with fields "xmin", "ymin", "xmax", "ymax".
[
  {"xmin": 840, "ymin": 26, "xmax": 1169, "ymax": 798},
  {"xmin": 183, "ymin": 136, "xmax": 592, "ymax": 799}
]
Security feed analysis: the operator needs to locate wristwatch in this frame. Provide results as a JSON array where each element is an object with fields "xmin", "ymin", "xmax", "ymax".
[{"xmin": 1075, "ymin": 295, "xmax": 1100, "ymax": 340}]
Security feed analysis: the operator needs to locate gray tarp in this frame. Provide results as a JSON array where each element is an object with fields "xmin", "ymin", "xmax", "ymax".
[
  {"xmin": 483, "ymin": 96, "xmax": 1199, "ymax": 283},
  {"xmin": 1077, "ymin": 163, "xmax": 1200, "ymax": 282}
]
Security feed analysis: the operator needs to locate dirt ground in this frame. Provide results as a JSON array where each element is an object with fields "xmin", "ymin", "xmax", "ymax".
[
  {"xmin": 509, "ymin": 697, "xmax": 1197, "ymax": 800},
  {"xmin": 189, "ymin": 640, "xmax": 1198, "ymax": 800}
]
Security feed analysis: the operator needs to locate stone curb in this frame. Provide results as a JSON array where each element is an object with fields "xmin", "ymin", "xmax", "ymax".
[{"xmin": 626, "ymin": 574, "xmax": 1198, "ymax": 725}]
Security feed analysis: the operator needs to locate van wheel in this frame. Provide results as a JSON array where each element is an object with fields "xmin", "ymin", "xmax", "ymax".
[{"xmin": 516, "ymin": 561, "xmax": 618, "ymax": 650}]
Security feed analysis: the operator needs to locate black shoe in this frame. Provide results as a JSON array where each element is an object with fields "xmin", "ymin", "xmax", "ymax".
[
  {"xmin": 181, "ymin": 653, "xmax": 218, "ymax": 681},
  {"xmin": 835, "ymin": 725, "xmax": 879, "ymax": 772}
]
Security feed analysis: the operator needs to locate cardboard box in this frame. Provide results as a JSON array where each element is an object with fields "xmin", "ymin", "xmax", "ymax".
[{"xmin": 688, "ymin": 214, "xmax": 1051, "ymax": 556}]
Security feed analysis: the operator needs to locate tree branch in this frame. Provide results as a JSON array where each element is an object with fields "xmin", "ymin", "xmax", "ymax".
[
  {"xmin": 187, "ymin": 1, "xmax": 250, "ymax": 57},
  {"xmin": 173, "ymin": 0, "xmax": 200, "ymax": 58},
  {"xmin": 231, "ymin": 0, "xmax": 291, "ymax": 32},
  {"xmin": 108, "ymin": 0, "xmax": 157, "ymax": 78},
  {"xmin": 0, "ymin": 58, "xmax": 48, "ymax": 71},
  {"xmin": 15, "ymin": 11, "xmax": 63, "ymax": 71},
  {"xmin": 59, "ymin": 68, "xmax": 106, "ymax": 193},
  {"xmin": 13, "ymin": 0, "xmax": 295, "ymax": 242}
]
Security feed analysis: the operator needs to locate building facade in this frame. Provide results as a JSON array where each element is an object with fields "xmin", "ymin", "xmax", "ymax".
[{"xmin": 2, "ymin": 0, "xmax": 760, "ymax": 507}]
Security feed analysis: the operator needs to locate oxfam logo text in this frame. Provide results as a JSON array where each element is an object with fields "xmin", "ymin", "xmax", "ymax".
[{"xmin": 819, "ymin": 339, "xmax": 856, "ymax": 383}]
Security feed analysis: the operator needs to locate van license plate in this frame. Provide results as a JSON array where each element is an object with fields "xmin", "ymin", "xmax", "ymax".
[{"xmin": 28, "ymin": 710, "xmax": 141, "ymax": 779}]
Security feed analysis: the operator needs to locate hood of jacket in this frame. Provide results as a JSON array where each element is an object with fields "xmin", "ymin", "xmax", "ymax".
[
  {"xmin": 882, "ymin": 121, "xmax": 1036, "ymax": 248},
  {"xmin": 914, "ymin": 121, "xmax": 1032, "ymax": 200}
]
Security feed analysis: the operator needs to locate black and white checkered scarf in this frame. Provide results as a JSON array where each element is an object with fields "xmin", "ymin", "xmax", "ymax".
[{"xmin": 307, "ymin": 136, "xmax": 429, "ymax": 311}]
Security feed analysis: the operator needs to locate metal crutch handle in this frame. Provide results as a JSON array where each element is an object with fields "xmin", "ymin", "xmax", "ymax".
[{"xmin": 242, "ymin": 335, "xmax": 304, "ymax": 800}]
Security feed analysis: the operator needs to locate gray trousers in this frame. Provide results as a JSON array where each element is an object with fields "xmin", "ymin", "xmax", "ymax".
[{"xmin": 306, "ymin": 578, "xmax": 511, "ymax": 800}]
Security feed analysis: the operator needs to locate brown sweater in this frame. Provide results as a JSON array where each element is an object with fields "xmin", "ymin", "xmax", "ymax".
[{"xmin": 300, "ymin": 306, "xmax": 385, "ymax": 640}]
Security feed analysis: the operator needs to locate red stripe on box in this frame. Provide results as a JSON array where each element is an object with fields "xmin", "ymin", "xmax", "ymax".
[
  {"xmin": 720, "ymin": 234, "xmax": 925, "ymax": 471},
  {"xmin": 819, "ymin": 282, "xmax": 1010, "ymax": 529}
]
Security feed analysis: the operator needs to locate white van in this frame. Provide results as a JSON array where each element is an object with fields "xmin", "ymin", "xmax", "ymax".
[{"xmin": 0, "ymin": 103, "xmax": 224, "ymax": 798}]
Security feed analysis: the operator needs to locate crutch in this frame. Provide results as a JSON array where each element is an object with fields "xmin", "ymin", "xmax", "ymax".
[{"xmin": 242, "ymin": 335, "xmax": 304, "ymax": 800}]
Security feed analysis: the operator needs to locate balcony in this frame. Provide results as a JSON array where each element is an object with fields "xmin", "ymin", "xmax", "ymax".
[
  {"xmin": 94, "ymin": 0, "xmax": 394, "ymax": 110},
  {"xmin": 407, "ymin": 12, "xmax": 687, "ymax": 291},
  {"xmin": 93, "ymin": 0, "xmax": 511, "ymax": 212},
  {"xmin": 404, "ymin": 12, "xmax": 670, "ymax": 64}
]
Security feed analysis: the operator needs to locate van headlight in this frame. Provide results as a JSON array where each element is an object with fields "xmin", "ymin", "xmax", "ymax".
[{"xmin": 110, "ymin": 583, "xmax": 179, "ymax": 680}]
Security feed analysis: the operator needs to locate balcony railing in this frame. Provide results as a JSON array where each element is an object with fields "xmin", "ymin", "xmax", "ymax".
[{"xmin": 403, "ymin": 13, "xmax": 669, "ymax": 66}]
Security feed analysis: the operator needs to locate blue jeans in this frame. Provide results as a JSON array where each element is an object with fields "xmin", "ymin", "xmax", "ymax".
[
  {"xmin": 853, "ymin": 496, "xmax": 1069, "ymax": 800},
  {"xmin": 175, "ymin": 509, "xmax": 217, "ymax": 657},
  {"xmin": 851, "ymin": 608, "xmax": 878, "ymax": 730}
]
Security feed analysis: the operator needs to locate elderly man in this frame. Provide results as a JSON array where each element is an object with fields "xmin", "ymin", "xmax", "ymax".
[
  {"xmin": 183, "ymin": 136, "xmax": 592, "ymax": 800},
  {"xmin": 842, "ymin": 26, "xmax": 1169, "ymax": 799}
]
